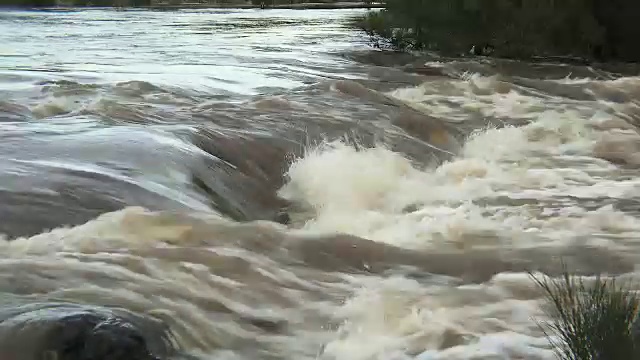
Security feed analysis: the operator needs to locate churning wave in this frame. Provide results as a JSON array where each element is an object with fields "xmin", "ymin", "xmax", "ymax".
[
  {"xmin": 1, "ymin": 55, "xmax": 640, "ymax": 360},
  {"xmin": 3, "ymin": 8, "xmax": 640, "ymax": 359}
]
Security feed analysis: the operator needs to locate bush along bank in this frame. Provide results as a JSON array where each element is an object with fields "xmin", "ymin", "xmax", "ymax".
[
  {"xmin": 531, "ymin": 270, "xmax": 640, "ymax": 360},
  {"xmin": 354, "ymin": 0, "xmax": 640, "ymax": 63}
]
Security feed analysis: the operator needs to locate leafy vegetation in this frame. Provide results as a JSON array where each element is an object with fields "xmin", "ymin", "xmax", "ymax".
[
  {"xmin": 355, "ymin": 0, "xmax": 640, "ymax": 62},
  {"xmin": 531, "ymin": 270, "xmax": 640, "ymax": 359}
]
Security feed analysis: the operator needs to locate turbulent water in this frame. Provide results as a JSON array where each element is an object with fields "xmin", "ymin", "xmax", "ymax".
[{"xmin": 2, "ymin": 7, "xmax": 640, "ymax": 360}]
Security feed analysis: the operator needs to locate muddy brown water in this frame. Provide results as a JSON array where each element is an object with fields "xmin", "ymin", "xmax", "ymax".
[{"xmin": 1, "ymin": 7, "xmax": 640, "ymax": 360}]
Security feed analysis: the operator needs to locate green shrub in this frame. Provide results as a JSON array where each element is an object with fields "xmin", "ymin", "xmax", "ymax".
[
  {"xmin": 355, "ymin": 0, "xmax": 640, "ymax": 62},
  {"xmin": 531, "ymin": 271, "xmax": 640, "ymax": 360}
]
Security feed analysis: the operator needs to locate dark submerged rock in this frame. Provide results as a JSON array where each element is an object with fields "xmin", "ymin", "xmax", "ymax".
[
  {"xmin": 53, "ymin": 316, "xmax": 157, "ymax": 360},
  {"xmin": 0, "ymin": 301, "xmax": 176, "ymax": 360},
  {"xmin": 274, "ymin": 209, "xmax": 291, "ymax": 225}
]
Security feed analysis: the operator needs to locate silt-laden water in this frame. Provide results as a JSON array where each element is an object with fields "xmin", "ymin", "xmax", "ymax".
[{"xmin": 1, "ymin": 7, "xmax": 640, "ymax": 360}]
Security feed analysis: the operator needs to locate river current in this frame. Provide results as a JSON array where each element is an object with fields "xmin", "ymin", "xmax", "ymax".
[{"xmin": 1, "ymin": 7, "xmax": 640, "ymax": 360}]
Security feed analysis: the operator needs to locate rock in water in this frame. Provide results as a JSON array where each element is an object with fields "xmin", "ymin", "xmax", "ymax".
[{"xmin": 0, "ymin": 300, "xmax": 175, "ymax": 360}]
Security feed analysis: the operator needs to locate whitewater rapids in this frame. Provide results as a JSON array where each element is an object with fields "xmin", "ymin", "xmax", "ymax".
[{"xmin": 1, "ymin": 7, "xmax": 640, "ymax": 360}]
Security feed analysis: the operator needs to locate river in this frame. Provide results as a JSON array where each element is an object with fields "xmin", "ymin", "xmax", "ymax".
[{"xmin": 1, "ymin": 7, "xmax": 640, "ymax": 360}]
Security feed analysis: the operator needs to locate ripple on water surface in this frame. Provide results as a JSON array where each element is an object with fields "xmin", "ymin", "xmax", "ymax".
[{"xmin": 1, "ymin": 7, "xmax": 640, "ymax": 360}]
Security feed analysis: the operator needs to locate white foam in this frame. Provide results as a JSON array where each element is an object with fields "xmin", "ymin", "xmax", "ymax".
[
  {"xmin": 280, "ymin": 74, "xmax": 640, "ymax": 359},
  {"xmin": 8, "ymin": 72, "xmax": 640, "ymax": 360}
]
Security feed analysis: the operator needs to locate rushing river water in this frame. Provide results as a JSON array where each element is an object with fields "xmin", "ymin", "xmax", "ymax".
[{"xmin": 1, "ymin": 7, "xmax": 640, "ymax": 360}]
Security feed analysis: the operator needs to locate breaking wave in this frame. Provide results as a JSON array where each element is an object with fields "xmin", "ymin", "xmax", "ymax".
[{"xmin": 2, "ymin": 7, "xmax": 640, "ymax": 360}]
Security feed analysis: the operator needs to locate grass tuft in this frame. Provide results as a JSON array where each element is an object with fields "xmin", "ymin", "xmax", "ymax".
[{"xmin": 530, "ymin": 269, "xmax": 640, "ymax": 360}]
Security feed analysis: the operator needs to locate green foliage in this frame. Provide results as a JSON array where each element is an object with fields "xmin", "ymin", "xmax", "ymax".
[
  {"xmin": 355, "ymin": 0, "xmax": 640, "ymax": 62},
  {"xmin": 531, "ymin": 271, "xmax": 640, "ymax": 360},
  {"xmin": 353, "ymin": 11, "xmax": 407, "ymax": 50}
]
